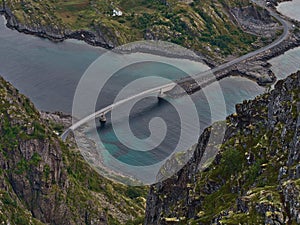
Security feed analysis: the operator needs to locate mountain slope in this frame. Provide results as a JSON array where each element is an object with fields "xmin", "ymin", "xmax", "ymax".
[
  {"xmin": 145, "ymin": 71, "xmax": 300, "ymax": 224},
  {"xmin": 1, "ymin": 0, "xmax": 281, "ymax": 60},
  {"xmin": 0, "ymin": 76, "xmax": 146, "ymax": 225}
]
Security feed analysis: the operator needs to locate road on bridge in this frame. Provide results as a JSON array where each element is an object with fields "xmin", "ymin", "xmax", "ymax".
[
  {"xmin": 177, "ymin": 1, "xmax": 292, "ymax": 84},
  {"xmin": 61, "ymin": 2, "xmax": 292, "ymax": 141}
]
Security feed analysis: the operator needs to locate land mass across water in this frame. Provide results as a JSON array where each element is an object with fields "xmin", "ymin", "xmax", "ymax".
[
  {"xmin": 0, "ymin": 0, "xmax": 293, "ymax": 61},
  {"xmin": 1, "ymin": 0, "xmax": 300, "ymax": 90}
]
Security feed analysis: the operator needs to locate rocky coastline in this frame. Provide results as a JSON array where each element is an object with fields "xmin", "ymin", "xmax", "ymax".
[
  {"xmin": 1, "ymin": 0, "xmax": 300, "ymax": 125},
  {"xmin": 175, "ymin": 29, "xmax": 300, "ymax": 96},
  {"xmin": 1, "ymin": 1, "xmax": 300, "ymax": 91},
  {"xmin": 145, "ymin": 71, "xmax": 300, "ymax": 224},
  {"xmin": 0, "ymin": 2, "xmax": 299, "ymax": 66},
  {"xmin": 0, "ymin": 4, "xmax": 114, "ymax": 49},
  {"xmin": 40, "ymin": 111, "xmax": 142, "ymax": 186},
  {"xmin": 0, "ymin": 77, "xmax": 146, "ymax": 224}
]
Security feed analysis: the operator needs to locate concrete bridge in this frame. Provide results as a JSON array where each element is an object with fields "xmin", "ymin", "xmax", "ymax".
[
  {"xmin": 61, "ymin": 83, "xmax": 176, "ymax": 141},
  {"xmin": 61, "ymin": 1, "xmax": 293, "ymax": 141}
]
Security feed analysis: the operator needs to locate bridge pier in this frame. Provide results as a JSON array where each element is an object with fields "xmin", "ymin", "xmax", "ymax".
[
  {"xmin": 99, "ymin": 114, "xmax": 107, "ymax": 123},
  {"xmin": 61, "ymin": 83, "xmax": 177, "ymax": 141},
  {"xmin": 158, "ymin": 89, "xmax": 165, "ymax": 99}
]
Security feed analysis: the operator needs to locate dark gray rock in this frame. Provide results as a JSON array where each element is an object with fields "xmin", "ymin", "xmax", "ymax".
[{"xmin": 145, "ymin": 72, "xmax": 300, "ymax": 224}]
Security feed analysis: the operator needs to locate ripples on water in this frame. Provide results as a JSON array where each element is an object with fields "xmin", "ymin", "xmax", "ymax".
[
  {"xmin": 90, "ymin": 74, "xmax": 265, "ymax": 183},
  {"xmin": 4, "ymin": 14, "xmax": 294, "ymax": 183},
  {"xmin": 1, "ymin": 0, "xmax": 300, "ymax": 183},
  {"xmin": 277, "ymin": 0, "xmax": 300, "ymax": 22},
  {"xmin": 269, "ymin": 47, "xmax": 300, "ymax": 80},
  {"xmin": 0, "ymin": 16, "xmax": 103, "ymax": 112}
]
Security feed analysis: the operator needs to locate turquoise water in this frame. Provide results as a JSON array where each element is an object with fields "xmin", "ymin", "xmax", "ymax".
[
  {"xmin": 90, "ymin": 73, "xmax": 265, "ymax": 182},
  {"xmin": 0, "ymin": 15, "xmax": 266, "ymax": 116},
  {"xmin": 0, "ymin": 15, "xmax": 272, "ymax": 183},
  {"xmin": 0, "ymin": 3, "xmax": 297, "ymax": 183}
]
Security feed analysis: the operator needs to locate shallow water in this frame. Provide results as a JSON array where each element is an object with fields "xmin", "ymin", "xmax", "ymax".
[
  {"xmin": 277, "ymin": 0, "xmax": 300, "ymax": 22},
  {"xmin": 269, "ymin": 46, "xmax": 300, "ymax": 80},
  {"xmin": 0, "ymin": 15, "xmax": 271, "ymax": 184}
]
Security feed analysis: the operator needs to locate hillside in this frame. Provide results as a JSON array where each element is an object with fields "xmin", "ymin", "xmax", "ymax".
[
  {"xmin": 0, "ymin": 76, "xmax": 147, "ymax": 225},
  {"xmin": 145, "ymin": 71, "xmax": 300, "ymax": 224},
  {"xmin": 0, "ymin": 0, "xmax": 281, "ymax": 60}
]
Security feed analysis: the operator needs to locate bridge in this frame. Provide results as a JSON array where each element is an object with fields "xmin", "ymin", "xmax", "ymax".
[
  {"xmin": 61, "ymin": 83, "xmax": 175, "ymax": 141},
  {"xmin": 61, "ymin": 1, "xmax": 293, "ymax": 141}
]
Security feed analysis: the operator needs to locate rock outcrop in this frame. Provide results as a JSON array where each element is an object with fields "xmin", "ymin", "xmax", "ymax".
[
  {"xmin": 145, "ymin": 71, "xmax": 300, "ymax": 224},
  {"xmin": 231, "ymin": 5, "xmax": 280, "ymax": 37},
  {"xmin": 0, "ymin": 0, "xmax": 285, "ymax": 60},
  {"xmin": 0, "ymin": 77, "xmax": 146, "ymax": 224},
  {"xmin": 0, "ymin": 0, "xmax": 115, "ymax": 49}
]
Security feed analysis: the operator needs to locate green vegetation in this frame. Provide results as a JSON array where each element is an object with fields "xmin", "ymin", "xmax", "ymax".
[
  {"xmin": 0, "ymin": 191, "xmax": 44, "ymax": 225},
  {"xmin": 5, "ymin": 0, "xmax": 262, "ymax": 58},
  {"xmin": 155, "ymin": 72, "xmax": 300, "ymax": 224},
  {"xmin": 0, "ymin": 76, "xmax": 147, "ymax": 224},
  {"xmin": 61, "ymin": 142, "xmax": 147, "ymax": 214},
  {"xmin": 220, "ymin": 148, "xmax": 244, "ymax": 177},
  {"xmin": 190, "ymin": 74, "xmax": 300, "ymax": 223},
  {"xmin": 191, "ymin": 125, "xmax": 291, "ymax": 223}
]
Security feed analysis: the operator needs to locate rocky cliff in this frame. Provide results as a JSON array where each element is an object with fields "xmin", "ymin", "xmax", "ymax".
[
  {"xmin": 0, "ymin": 0, "xmax": 282, "ymax": 60},
  {"xmin": 0, "ymin": 76, "xmax": 146, "ymax": 225},
  {"xmin": 145, "ymin": 71, "xmax": 300, "ymax": 224}
]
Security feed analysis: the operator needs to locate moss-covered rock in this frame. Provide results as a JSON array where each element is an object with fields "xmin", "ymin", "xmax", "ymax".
[
  {"xmin": 0, "ymin": 76, "xmax": 147, "ymax": 225},
  {"xmin": 145, "ymin": 71, "xmax": 300, "ymax": 224},
  {"xmin": 1, "ymin": 0, "xmax": 281, "ymax": 60}
]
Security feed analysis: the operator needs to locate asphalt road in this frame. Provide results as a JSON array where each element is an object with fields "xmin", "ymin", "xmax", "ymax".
[
  {"xmin": 178, "ymin": 1, "xmax": 292, "ymax": 84},
  {"xmin": 61, "ymin": 2, "xmax": 292, "ymax": 140}
]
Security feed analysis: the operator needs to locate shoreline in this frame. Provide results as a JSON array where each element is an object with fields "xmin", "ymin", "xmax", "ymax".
[
  {"xmin": 41, "ymin": 111, "xmax": 142, "ymax": 185},
  {"xmin": 0, "ymin": 6, "xmax": 114, "ymax": 49},
  {"xmin": 1, "ymin": 1, "xmax": 300, "ymax": 100},
  {"xmin": 1, "ymin": 6, "xmax": 300, "ymax": 66},
  {"xmin": 1, "ymin": 0, "xmax": 299, "ymax": 191},
  {"xmin": 0, "ymin": 11, "xmax": 210, "ymax": 64},
  {"xmin": 1, "ymin": 1, "xmax": 300, "ymax": 69},
  {"xmin": 1, "ymin": 12, "xmax": 300, "ymax": 80}
]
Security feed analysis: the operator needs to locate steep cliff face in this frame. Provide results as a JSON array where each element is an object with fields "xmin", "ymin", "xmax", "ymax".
[
  {"xmin": 0, "ymin": 76, "xmax": 146, "ymax": 225},
  {"xmin": 145, "ymin": 71, "xmax": 300, "ymax": 224}
]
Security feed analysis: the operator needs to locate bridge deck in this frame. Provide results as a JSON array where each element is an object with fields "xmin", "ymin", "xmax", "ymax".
[
  {"xmin": 61, "ymin": 3, "xmax": 291, "ymax": 141},
  {"xmin": 61, "ymin": 83, "xmax": 176, "ymax": 140}
]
